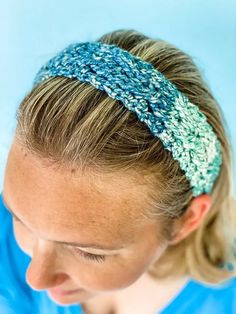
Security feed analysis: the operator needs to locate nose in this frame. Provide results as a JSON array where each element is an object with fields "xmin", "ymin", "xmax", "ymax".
[{"xmin": 26, "ymin": 239, "xmax": 69, "ymax": 291}]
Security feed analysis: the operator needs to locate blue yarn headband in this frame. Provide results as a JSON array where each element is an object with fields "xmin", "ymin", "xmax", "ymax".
[{"xmin": 33, "ymin": 41, "xmax": 223, "ymax": 197}]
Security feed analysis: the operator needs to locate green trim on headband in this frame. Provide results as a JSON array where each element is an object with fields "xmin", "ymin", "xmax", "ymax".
[{"xmin": 33, "ymin": 41, "xmax": 223, "ymax": 197}]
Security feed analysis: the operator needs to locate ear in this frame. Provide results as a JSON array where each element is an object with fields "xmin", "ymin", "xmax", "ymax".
[{"xmin": 169, "ymin": 193, "xmax": 212, "ymax": 245}]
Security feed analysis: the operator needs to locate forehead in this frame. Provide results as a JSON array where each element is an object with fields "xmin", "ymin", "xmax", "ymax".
[{"xmin": 3, "ymin": 140, "xmax": 151, "ymax": 241}]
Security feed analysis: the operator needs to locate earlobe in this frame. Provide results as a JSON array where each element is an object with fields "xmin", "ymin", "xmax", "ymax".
[
  {"xmin": 168, "ymin": 194, "xmax": 212, "ymax": 245},
  {"xmin": 169, "ymin": 227, "xmax": 185, "ymax": 245},
  {"xmin": 168, "ymin": 215, "xmax": 186, "ymax": 245}
]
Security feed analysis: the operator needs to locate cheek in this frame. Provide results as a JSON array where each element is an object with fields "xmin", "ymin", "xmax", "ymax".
[
  {"xmin": 72, "ymin": 248, "xmax": 160, "ymax": 292},
  {"xmin": 72, "ymin": 261, "xmax": 143, "ymax": 292},
  {"xmin": 13, "ymin": 221, "xmax": 167, "ymax": 294}
]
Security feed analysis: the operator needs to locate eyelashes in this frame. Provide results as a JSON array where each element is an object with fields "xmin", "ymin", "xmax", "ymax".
[
  {"xmin": 69, "ymin": 246, "xmax": 107, "ymax": 263},
  {"xmin": 13, "ymin": 216, "xmax": 107, "ymax": 263},
  {"xmin": 13, "ymin": 215, "xmax": 20, "ymax": 222},
  {"xmin": 11, "ymin": 212, "xmax": 107, "ymax": 264}
]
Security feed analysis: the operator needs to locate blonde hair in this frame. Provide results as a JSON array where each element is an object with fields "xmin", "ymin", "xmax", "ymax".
[{"xmin": 15, "ymin": 28, "xmax": 236, "ymax": 285}]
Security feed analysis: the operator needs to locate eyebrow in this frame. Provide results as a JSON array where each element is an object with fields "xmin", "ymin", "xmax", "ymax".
[{"xmin": 1, "ymin": 193, "xmax": 127, "ymax": 251}]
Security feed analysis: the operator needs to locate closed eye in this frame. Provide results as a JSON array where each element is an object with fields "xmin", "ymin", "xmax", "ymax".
[{"xmin": 68, "ymin": 246, "xmax": 107, "ymax": 263}]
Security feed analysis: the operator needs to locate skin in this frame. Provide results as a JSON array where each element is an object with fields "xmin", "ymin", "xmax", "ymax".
[{"xmin": 2, "ymin": 138, "xmax": 212, "ymax": 307}]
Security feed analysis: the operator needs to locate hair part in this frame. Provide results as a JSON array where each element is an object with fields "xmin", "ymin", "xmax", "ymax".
[{"xmin": 15, "ymin": 28, "xmax": 236, "ymax": 285}]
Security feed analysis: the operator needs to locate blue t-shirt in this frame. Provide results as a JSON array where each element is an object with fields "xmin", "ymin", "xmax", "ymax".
[{"xmin": 0, "ymin": 192, "xmax": 235, "ymax": 314}]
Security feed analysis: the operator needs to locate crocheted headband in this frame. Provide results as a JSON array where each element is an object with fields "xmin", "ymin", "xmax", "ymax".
[{"xmin": 33, "ymin": 41, "xmax": 223, "ymax": 197}]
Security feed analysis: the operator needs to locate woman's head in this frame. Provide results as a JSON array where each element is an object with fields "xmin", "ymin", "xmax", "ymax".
[
  {"xmin": 2, "ymin": 131, "xmax": 211, "ymax": 307},
  {"xmin": 2, "ymin": 28, "xmax": 236, "ymax": 304},
  {"xmin": 2, "ymin": 139, "xmax": 172, "ymax": 305}
]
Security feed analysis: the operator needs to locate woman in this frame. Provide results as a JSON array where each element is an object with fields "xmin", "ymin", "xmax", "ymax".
[{"xmin": 0, "ymin": 28, "xmax": 236, "ymax": 314}]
